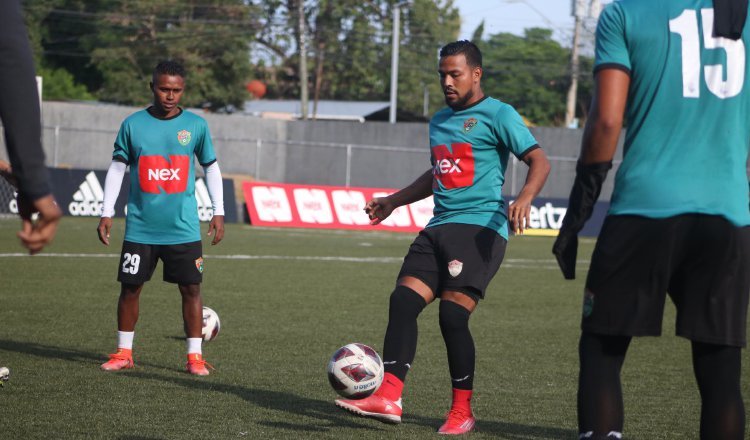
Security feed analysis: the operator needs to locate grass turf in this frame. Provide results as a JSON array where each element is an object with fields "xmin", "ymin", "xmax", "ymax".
[{"xmin": 0, "ymin": 217, "xmax": 747, "ymax": 439}]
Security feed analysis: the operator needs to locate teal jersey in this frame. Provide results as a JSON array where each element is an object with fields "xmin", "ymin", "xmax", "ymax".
[
  {"xmin": 113, "ymin": 108, "xmax": 217, "ymax": 244},
  {"xmin": 596, "ymin": 0, "xmax": 750, "ymax": 226},
  {"xmin": 426, "ymin": 96, "xmax": 539, "ymax": 239}
]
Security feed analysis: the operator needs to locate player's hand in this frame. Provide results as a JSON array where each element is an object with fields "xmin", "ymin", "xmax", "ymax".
[
  {"xmin": 508, "ymin": 196, "xmax": 532, "ymax": 235},
  {"xmin": 97, "ymin": 217, "xmax": 113, "ymax": 246},
  {"xmin": 0, "ymin": 160, "xmax": 17, "ymax": 188},
  {"xmin": 364, "ymin": 197, "xmax": 395, "ymax": 225},
  {"xmin": 208, "ymin": 215, "xmax": 224, "ymax": 245},
  {"xmin": 16, "ymin": 194, "xmax": 62, "ymax": 255}
]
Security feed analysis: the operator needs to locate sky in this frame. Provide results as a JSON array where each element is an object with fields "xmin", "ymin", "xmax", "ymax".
[{"xmin": 454, "ymin": 0, "xmax": 611, "ymax": 46}]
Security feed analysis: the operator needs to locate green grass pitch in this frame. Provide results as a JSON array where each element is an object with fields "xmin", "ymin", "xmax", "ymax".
[{"xmin": 0, "ymin": 217, "xmax": 747, "ymax": 439}]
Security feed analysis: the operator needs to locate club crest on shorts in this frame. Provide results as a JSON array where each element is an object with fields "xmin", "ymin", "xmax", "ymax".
[
  {"xmin": 582, "ymin": 288, "xmax": 595, "ymax": 318},
  {"xmin": 195, "ymin": 257, "xmax": 204, "ymax": 273},
  {"xmin": 177, "ymin": 130, "xmax": 191, "ymax": 146},
  {"xmin": 448, "ymin": 259, "xmax": 463, "ymax": 278},
  {"xmin": 463, "ymin": 117, "xmax": 478, "ymax": 133}
]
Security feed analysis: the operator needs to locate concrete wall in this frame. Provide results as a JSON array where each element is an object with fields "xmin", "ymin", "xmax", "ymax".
[{"xmin": 0, "ymin": 101, "xmax": 643, "ymax": 201}]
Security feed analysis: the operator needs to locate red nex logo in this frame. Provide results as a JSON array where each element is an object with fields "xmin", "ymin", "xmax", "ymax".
[
  {"xmin": 138, "ymin": 155, "xmax": 190, "ymax": 194},
  {"xmin": 431, "ymin": 143, "xmax": 474, "ymax": 189}
]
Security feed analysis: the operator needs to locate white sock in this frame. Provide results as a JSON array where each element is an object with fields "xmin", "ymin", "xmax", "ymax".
[
  {"xmin": 186, "ymin": 338, "xmax": 202, "ymax": 355},
  {"xmin": 117, "ymin": 331, "xmax": 134, "ymax": 350}
]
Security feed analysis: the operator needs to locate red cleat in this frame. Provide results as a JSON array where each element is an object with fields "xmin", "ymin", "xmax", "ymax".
[
  {"xmin": 437, "ymin": 408, "xmax": 475, "ymax": 435},
  {"xmin": 335, "ymin": 394, "xmax": 403, "ymax": 424},
  {"xmin": 101, "ymin": 349, "xmax": 134, "ymax": 371},
  {"xmin": 186, "ymin": 353, "xmax": 213, "ymax": 376}
]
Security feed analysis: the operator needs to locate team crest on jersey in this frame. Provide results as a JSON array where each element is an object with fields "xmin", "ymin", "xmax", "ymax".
[
  {"xmin": 195, "ymin": 257, "xmax": 204, "ymax": 273},
  {"xmin": 463, "ymin": 117, "xmax": 478, "ymax": 133},
  {"xmin": 177, "ymin": 130, "xmax": 191, "ymax": 146},
  {"xmin": 582, "ymin": 288, "xmax": 594, "ymax": 318},
  {"xmin": 448, "ymin": 259, "xmax": 463, "ymax": 278}
]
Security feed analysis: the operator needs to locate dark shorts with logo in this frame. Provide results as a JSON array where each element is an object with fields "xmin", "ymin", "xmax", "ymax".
[
  {"xmin": 583, "ymin": 214, "xmax": 750, "ymax": 347},
  {"xmin": 398, "ymin": 223, "xmax": 507, "ymax": 300},
  {"xmin": 117, "ymin": 241, "xmax": 204, "ymax": 285}
]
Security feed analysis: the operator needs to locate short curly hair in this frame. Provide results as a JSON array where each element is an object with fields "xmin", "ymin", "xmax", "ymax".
[{"xmin": 439, "ymin": 40, "xmax": 482, "ymax": 68}]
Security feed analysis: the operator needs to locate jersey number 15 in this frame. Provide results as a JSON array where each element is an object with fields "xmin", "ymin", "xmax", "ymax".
[{"xmin": 669, "ymin": 8, "xmax": 745, "ymax": 99}]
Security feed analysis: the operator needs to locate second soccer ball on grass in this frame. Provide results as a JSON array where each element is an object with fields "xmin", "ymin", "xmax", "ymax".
[{"xmin": 202, "ymin": 306, "xmax": 221, "ymax": 342}]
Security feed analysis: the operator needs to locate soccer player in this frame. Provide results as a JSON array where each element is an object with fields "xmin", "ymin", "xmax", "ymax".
[
  {"xmin": 335, "ymin": 40, "xmax": 550, "ymax": 434},
  {"xmin": 0, "ymin": 0, "xmax": 62, "ymax": 254},
  {"xmin": 553, "ymin": 1, "xmax": 750, "ymax": 438},
  {"xmin": 97, "ymin": 60, "xmax": 225, "ymax": 376}
]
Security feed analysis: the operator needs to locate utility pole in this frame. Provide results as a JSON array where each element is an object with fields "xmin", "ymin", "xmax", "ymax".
[
  {"xmin": 564, "ymin": 0, "xmax": 584, "ymax": 128},
  {"xmin": 389, "ymin": 3, "xmax": 404, "ymax": 124},
  {"xmin": 298, "ymin": 0, "xmax": 308, "ymax": 120}
]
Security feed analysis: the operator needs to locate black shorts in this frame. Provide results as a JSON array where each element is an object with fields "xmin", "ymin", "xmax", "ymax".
[
  {"xmin": 117, "ymin": 241, "xmax": 204, "ymax": 285},
  {"xmin": 398, "ymin": 223, "xmax": 507, "ymax": 300},
  {"xmin": 583, "ymin": 214, "xmax": 750, "ymax": 347}
]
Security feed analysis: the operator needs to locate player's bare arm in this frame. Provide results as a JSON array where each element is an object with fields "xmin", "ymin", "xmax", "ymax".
[
  {"xmin": 580, "ymin": 68, "xmax": 630, "ymax": 164},
  {"xmin": 97, "ymin": 217, "xmax": 113, "ymax": 246},
  {"xmin": 508, "ymin": 148, "xmax": 551, "ymax": 234},
  {"xmin": 365, "ymin": 169, "xmax": 433, "ymax": 225},
  {"xmin": 208, "ymin": 215, "xmax": 224, "ymax": 245}
]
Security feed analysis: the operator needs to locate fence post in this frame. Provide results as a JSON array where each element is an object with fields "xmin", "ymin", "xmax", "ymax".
[
  {"xmin": 255, "ymin": 138, "xmax": 262, "ymax": 180},
  {"xmin": 53, "ymin": 125, "xmax": 60, "ymax": 167},
  {"xmin": 345, "ymin": 144, "xmax": 352, "ymax": 187}
]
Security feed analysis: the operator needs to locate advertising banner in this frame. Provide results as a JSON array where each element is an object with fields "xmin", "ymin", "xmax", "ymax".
[
  {"xmin": 243, "ymin": 181, "xmax": 609, "ymax": 237},
  {"xmin": 0, "ymin": 168, "xmax": 237, "ymax": 223}
]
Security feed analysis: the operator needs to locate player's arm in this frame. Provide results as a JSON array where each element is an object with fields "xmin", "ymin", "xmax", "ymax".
[
  {"xmin": 97, "ymin": 159, "xmax": 127, "ymax": 245},
  {"xmin": 552, "ymin": 68, "xmax": 630, "ymax": 279},
  {"xmin": 365, "ymin": 169, "xmax": 433, "ymax": 225},
  {"xmin": 508, "ymin": 148, "xmax": 550, "ymax": 234},
  {"xmin": 203, "ymin": 161, "xmax": 224, "ymax": 245}
]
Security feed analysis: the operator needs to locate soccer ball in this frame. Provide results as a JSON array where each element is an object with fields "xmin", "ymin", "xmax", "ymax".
[
  {"xmin": 202, "ymin": 306, "xmax": 221, "ymax": 342},
  {"xmin": 327, "ymin": 343, "xmax": 384, "ymax": 399}
]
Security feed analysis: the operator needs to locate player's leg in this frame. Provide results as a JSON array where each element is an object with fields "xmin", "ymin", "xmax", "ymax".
[
  {"xmin": 578, "ymin": 215, "xmax": 675, "ymax": 438},
  {"xmin": 335, "ymin": 230, "xmax": 438, "ymax": 423},
  {"xmin": 691, "ymin": 342, "xmax": 745, "ymax": 440},
  {"xmin": 102, "ymin": 242, "xmax": 156, "ymax": 371},
  {"xmin": 435, "ymin": 224, "xmax": 505, "ymax": 435},
  {"xmin": 577, "ymin": 332, "xmax": 631, "ymax": 439},
  {"xmin": 162, "ymin": 241, "xmax": 209, "ymax": 375}
]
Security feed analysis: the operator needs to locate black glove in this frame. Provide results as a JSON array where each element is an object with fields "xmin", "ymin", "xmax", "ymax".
[{"xmin": 552, "ymin": 161, "xmax": 612, "ymax": 279}]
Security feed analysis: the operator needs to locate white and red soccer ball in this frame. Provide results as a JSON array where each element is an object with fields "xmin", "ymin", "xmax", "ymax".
[
  {"xmin": 202, "ymin": 306, "xmax": 221, "ymax": 342},
  {"xmin": 327, "ymin": 343, "xmax": 384, "ymax": 399}
]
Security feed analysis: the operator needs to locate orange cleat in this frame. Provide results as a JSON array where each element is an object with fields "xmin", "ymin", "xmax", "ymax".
[
  {"xmin": 186, "ymin": 353, "xmax": 213, "ymax": 376},
  {"xmin": 437, "ymin": 407, "xmax": 475, "ymax": 435},
  {"xmin": 335, "ymin": 394, "xmax": 402, "ymax": 424},
  {"xmin": 101, "ymin": 349, "xmax": 134, "ymax": 371}
]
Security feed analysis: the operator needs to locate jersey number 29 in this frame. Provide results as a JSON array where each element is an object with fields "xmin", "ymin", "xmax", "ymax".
[
  {"xmin": 669, "ymin": 8, "xmax": 745, "ymax": 99},
  {"xmin": 122, "ymin": 253, "xmax": 140, "ymax": 274}
]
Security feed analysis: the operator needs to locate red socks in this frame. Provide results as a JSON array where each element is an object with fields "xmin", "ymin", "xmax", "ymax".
[
  {"xmin": 376, "ymin": 372, "xmax": 405, "ymax": 402},
  {"xmin": 451, "ymin": 388, "xmax": 473, "ymax": 413}
]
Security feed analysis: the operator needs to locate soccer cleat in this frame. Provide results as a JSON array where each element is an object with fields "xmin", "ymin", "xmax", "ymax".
[
  {"xmin": 437, "ymin": 408, "xmax": 476, "ymax": 435},
  {"xmin": 186, "ymin": 353, "xmax": 213, "ymax": 376},
  {"xmin": 100, "ymin": 349, "xmax": 134, "ymax": 371},
  {"xmin": 335, "ymin": 394, "xmax": 402, "ymax": 424}
]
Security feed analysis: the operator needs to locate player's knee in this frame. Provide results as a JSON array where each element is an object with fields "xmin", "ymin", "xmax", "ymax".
[
  {"xmin": 388, "ymin": 285, "xmax": 427, "ymax": 320},
  {"xmin": 439, "ymin": 299, "xmax": 471, "ymax": 333}
]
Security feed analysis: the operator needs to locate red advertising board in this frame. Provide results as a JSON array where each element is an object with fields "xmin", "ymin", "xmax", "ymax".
[{"xmin": 243, "ymin": 181, "xmax": 434, "ymax": 232}]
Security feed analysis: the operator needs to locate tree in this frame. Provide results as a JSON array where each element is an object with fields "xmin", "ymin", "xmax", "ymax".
[{"xmin": 479, "ymin": 28, "xmax": 594, "ymax": 126}]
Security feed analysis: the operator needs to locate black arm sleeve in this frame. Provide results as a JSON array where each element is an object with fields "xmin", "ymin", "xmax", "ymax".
[
  {"xmin": 714, "ymin": 0, "xmax": 748, "ymax": 40},
  {"xmin": 0, "ymin": 0, "xmax": 51, "ymax": 200}
]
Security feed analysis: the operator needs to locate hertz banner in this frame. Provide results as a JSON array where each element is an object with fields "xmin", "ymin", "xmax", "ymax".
[
  {"xmin": 242, "ymin": 181, "xmax": 608, "ymax": 236},
  {"xmin": 0, "ymin": 168, "xmax": 237, "ymax": 223}
]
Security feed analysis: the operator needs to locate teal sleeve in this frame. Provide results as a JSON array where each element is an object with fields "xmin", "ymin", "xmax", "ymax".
[
  {"xmin": 494, "ymin": 105, "xmax": 538, "ymax": 158},
  {"xmin": 594, "ymin": 2, "xmax": 631, "ymax": 72},
  {"xmin": 113, "ymin": 121, "xmax": 130, "ymax": 163},
  {"xmin": 195, "ymin": 121, "xmax": 217, "ymax": 165}
]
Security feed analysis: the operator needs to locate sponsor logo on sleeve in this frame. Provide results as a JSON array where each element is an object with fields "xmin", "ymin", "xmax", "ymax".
[
  {"xmin": 431, "ymin": 143, "xmax": 475, "ymax": 189},
  {"xmin": 138, "ymin": 155, "xmax": 190, "ymax": 194}
]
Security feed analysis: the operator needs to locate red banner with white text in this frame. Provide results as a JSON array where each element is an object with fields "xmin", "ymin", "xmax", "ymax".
[{"xmin": 243, "ymin": 181, "xmax": 434, "ymax": 232}]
